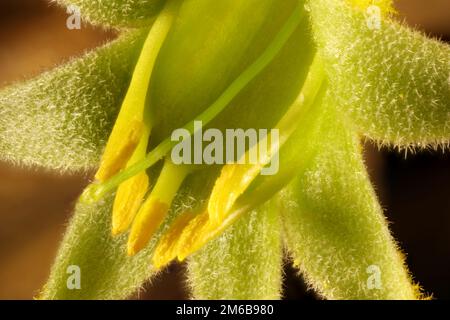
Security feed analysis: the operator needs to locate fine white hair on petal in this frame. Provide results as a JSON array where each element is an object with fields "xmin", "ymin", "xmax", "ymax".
[
  {"xmin": 0, "ymin": 29, "xmax": 148, "ymax": 173},
  {"xmin": 309, "ymin": 0, "xmax": 450, "ymax": 149},
  {"xmin": 53, "ymin": 0, "xmax": 165, "ymax": 28}
]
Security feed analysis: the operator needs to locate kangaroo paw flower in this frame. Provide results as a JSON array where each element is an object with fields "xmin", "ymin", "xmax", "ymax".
[{"xmin": 20, "ymin": 0, "xmax": 448, "ymax": 300}]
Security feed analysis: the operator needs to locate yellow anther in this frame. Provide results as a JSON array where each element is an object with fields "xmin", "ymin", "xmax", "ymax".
[
  {"xmin": 112, "ymin": 172, "xmax": 149, "ymax": 236},
  {"xmin": 152, "ymin": 211, "xmax": 196, "ymax": 269},
  {"xmin": 208, "ymin": 55, "xmax": 325, "ymax": 228},
  {"xmin": 126, "ymin": 159, "xmax": 191, "ymax": 256},
  {"xmin": 208, "ymin": 163, "xmax": 259, "ymax": 226},
  {"xmin": 176, "ymin": 211, "xmax": 211, "ymax": 262},
  {"xmin": 127, "ymin": 199, "xmax": 169, "ymax": 256},
  {"xmin": 94, "ymin": 0, "xmax": 181, "ymax": 182},
  {"xmin": 112, "ymin": 119, "xmax": 151, "ymax": 235},
  {"xmin": 96, "ymin": 120, "xmax": 145, "ymax": 181},
  {"xmin": 152, "ymin": 206, "xmax": 247, "ymax": 267},
  {"xmin": 207, "ymin": 131, "xmax": 278, "ymax": 226}
]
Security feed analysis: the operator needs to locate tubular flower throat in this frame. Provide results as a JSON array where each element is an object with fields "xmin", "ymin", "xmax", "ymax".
[{"xmin": 83, "ymin": 0, "xmax": 315, "ymax": 267}]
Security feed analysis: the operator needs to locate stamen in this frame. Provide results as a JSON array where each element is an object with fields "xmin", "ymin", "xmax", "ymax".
[
  {"xmin": 96, "ymin": 120, "xmax": 144, "ymax": 181},
  {"xmin": 207, "ymin": 55, "xmax": 325, "ymax": 226},
  {"xmin": 152, "ymin": 211, "xmax": 195, "ymax": 269},
  {"xmin": 175, "ymin": 211, "xmax": 210, "ymax": 262},
  {"xmin": 94, "ymin": 0, "xmax": 181, "ymax": 182},
  {"xmin": 112, "ymin": 173, "xmax": 149, "ymax": 235},
  {"xmin": 127, "ymin": 199, "xmax": 169, "ymax": 256},
  {"xmin": 154, "ymin": 208, "xmax": 243, "ymax": 269},
  {"xmin": 208, "ymin": 161, "xmax": 266, "ymax": 226},
  {"xmin": 176, "ymin": 210, "xmax": 237, "ymax": 263},
  {"xmin": 112, "ymin": 124, "xmax": 151, "ymax": 235},
  {"xmin": 127, "ymin": 159, "xmax": 191, "ymax": 256}
]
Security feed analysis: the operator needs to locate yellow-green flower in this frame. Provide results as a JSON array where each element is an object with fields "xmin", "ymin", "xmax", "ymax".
[{"xmin": 1, "ymin": 0, "xmax": 448, "ymax": 300}]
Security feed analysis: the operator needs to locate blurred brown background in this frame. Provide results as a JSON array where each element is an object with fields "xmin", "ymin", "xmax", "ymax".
[{"xmin": 0, "ymin": 0, "xmax": 449, "ymax": 300}]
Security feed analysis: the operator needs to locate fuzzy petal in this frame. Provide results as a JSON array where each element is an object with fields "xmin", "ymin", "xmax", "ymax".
[
  {"xmin": 187, "ymin": 199, "xmax": 283, "ymax": 300},
  {"xmin": 309, "ymin": 0, "xmax": 450, "ymax": 147},
  {"xmin": 41, "ymin": 167, "xmax": 218, "ymax": 299},
  {"xmin": 0, "ymin": 29, "xmax": 147, "ymax": 172},
  {"xmin": 40, "ymin": 193, "xmax": 159, "ymax": 299},
  {"xmin": 54, "ymin": 0, "xmax": 165, "ymax": 28},
  {"xmin": 281, "ymin": 94, "xmax": 420, "ymax": 299}
]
